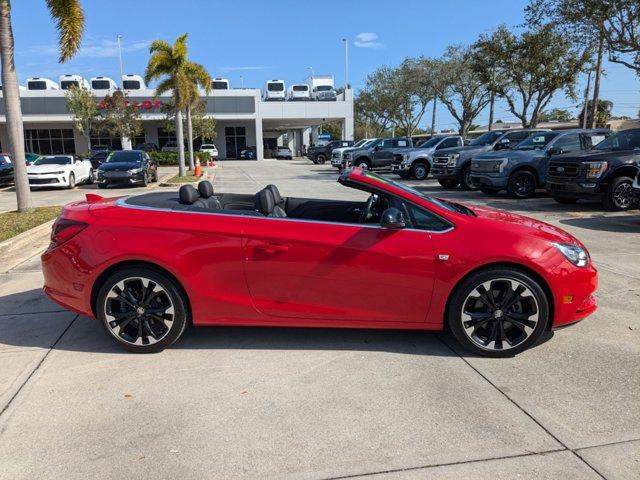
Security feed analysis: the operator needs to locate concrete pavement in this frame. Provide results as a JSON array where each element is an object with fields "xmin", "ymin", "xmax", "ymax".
[{"xmin": 0, "ymin": 159, "xmax": 638, "ymax": 479}]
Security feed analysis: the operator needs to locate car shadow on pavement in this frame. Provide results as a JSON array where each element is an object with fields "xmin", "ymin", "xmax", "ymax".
[{"xmin": 560, "ymin": 214, "xmax": 640, "ymax": 233}]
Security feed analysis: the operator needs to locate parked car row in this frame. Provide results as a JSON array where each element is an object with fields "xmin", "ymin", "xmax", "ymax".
[{"xmin": 264, "ymin": 75, "xmax": 338, "ymax": 102}]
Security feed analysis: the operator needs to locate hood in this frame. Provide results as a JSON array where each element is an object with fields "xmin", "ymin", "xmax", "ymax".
[
  {"xmin": 474, "ymin": 149, "xmax": 542, "ymax": 162},
  {"xmin": 27, "ymin": 163, "xmax": 69, "ymax": 173},
  {"xmin": 461, "ymin": 202, "xmax": 579, "ymax": 245},
  {"xmin": 405, "ymin": 146, "xmax": 435, "ymax": 154},
  {"xmin": 435, "ymin": 144, "xmax": 491, "ymax": 158},
  {"xmin": 551, "ymin": 149, "xmax": 640, "ymax": 163},
  {"xmin": 99, "ymin": 161, "xmax": 142, "ymax": 171}
]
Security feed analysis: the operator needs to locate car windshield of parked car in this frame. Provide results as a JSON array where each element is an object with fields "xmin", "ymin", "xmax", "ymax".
[
  {"xmin": 316, "ymin": 86, "xmax": 332, "ymax": 91},
  {"xmin": 469, "ymin": 131, "xmax": 504, "ymax": 146},
  {"xmin": 419, "ymin": 137, "xmax": 442, "ymax": 148},
  {"xmin": 268, "ymin": 82, "xmax": 284, "ymax": 91},
  {"xmin": 33, "ymin": 156, "xmax": 71, "ymax": 165},
  {"xmin": 595, "ymin": 130, "xmax": 640, "ymax": 151},
  {"xmin": 201, "ymin": 144, "xmax": 216, "ymax": 149},
  {"xmin": 514, "ymin": 132, "xmax": 559, "ymax": 151},
  {"xmin": 105, "ymin": 151, "xmax": 142, "ymax": 163}
]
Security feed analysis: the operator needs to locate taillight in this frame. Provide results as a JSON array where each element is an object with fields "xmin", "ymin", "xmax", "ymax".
[{"xmin": 50, "ymin": 218, "xmax": 88, "ymax": 247}]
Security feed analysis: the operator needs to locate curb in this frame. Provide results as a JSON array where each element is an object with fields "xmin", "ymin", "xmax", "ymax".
[
  {"xmin": 0, "ymin": 219, "xmax": 55, "ymax": 274},
  {"xmin": 158, "ymin": 168, "xmax": 216, "ymax": 188}
]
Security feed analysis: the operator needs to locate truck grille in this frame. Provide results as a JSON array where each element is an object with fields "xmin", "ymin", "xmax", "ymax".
[
  {"xmin": 548, "ymin": 162, "xmax": 580, "ymax": 177},
  {"xmin": 433, "ymin": 156, "xmax": 450, "ymax": 166},
  {"xmin": 471, "ymin": 160, "xmax": 499, "ymax": 173},
  {"xmin": 332, "ymin": 152, "xmax": 341, "ymax": 159}
]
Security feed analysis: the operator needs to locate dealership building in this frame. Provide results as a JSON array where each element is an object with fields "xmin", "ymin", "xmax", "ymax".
[{"xmin": 0, "ymin": 87, "xmax": 354, "ymax": 160}]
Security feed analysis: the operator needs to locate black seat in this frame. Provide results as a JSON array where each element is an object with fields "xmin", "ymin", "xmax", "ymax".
[
  {"xmin": 197, "ymin": 180, "xmax": 222, "ymax": 209},
  {"xmin": 254, "ymin": 188, "xmax": 286, "ymax": 218},
  {"xmin": 179, "ymin": 184, "xmax": 199, "ymax": 205},
  {"xmin": 266, "ymin": 184, "xmax": 285, "ymax": 209}
]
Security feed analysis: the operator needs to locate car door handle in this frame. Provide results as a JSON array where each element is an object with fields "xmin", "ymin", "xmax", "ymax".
[{"xmin": 256, "ymin": 242, "xmax": 289, "ymax": 253}]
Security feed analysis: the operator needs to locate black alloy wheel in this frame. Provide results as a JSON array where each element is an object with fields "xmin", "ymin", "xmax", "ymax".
[
  {"xmin": 448, "ymin": 268, "xmax": 549, "ymax": 357},
  {"xmin": 604, "ymin": 176, "xmax": 634, "ymax": 211},
  {"xmin": 507, "ymin": 171, "xmax": 536, "ymax": 198},
  {"xmin": 96, "ymin": 268, "xmax": 189, "ymax": 353},
  {"xmin": 460, "ymin": 165, "xmax": 478, "ymax": 191}
]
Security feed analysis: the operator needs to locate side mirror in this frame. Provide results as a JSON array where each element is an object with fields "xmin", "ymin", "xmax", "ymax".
[
  {"xmin": 380, "ymin": 208, "xmax": 406, "ymax": 229},
  {"xmin": 374, "ymin": 145, "xmax": 381, "ymax": 151},
  {"xmin": 547, "ymin": 147, "xmax": 563, "ymax": 156}
]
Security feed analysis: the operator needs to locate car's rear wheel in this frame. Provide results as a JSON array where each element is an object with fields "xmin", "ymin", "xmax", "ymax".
[
  {"xmin": 552, "ymin": 196, "xmax": 578, "ymax": 205},
  {"xmin": 460, "ymin": 165, "xmax": 478, "ymax": 191},
  {"xmin": 438, "ymin": 178, "xmax": 459, "ymax": 189},
  {"xmin": 96, "ymin": 267, "xmax": 189, "ymax": 353},
  {"xmin": 603, "ymin": 176, "xmax": 634, "ymax": 211},
  {"xmin": 507, "ymin": 170, "xmax": 536, "ymax": 198},
  {"xmin": 411, "ymin": 161, "xmax": 430, "ymax": 181},
  {"xmin": 447, "ymin": 267, "xmax": 549, "ymax": 357}
]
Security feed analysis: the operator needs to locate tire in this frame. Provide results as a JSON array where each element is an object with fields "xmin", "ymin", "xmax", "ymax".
[
  {"xmin": 552, "ymin": 197, "xmax": 578, "ymax": 205},
  {"xmin": 354, "ymin": 158, "xmax": 370, "ymax": 170},
  {"xmin": 438, "ymin": 178, "xmax": 459, "ymax": 189},
  {"xmin": 86, "ymin": 169, "xmax": 95, "ymax": 185},
  {"xmin": 411, "ymin": 161, "xmax": 430, "ymax": 181},
  {"xmin": 447, "ymin": 267, "xmax": 550, "ymax": 358},
  {"xmin": 95, "ymin": 267, "xmax": 189, "ymax": 353},
  {"xmin": 481, "ymin": 188, "xmax": 501, "ymax": 195},
  {"xmin": 460, "ymin": 165, "xmax": 478, "ymax": 191},
  {"xmin": 507, "ymin": 170, "xmax": 536, "ymax": 199},
  {"xmin": 603, "ymin": 176, "xmax": 634, "ymax": 211},
  {"xmin": 67, "ymin": 172, "xmax": 76, "ymax": 189}
]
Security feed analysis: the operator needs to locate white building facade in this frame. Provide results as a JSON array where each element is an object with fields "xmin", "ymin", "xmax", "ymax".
[{"xmin": 0, "ymin": 88, "xmax": 354, "ymax": 160}]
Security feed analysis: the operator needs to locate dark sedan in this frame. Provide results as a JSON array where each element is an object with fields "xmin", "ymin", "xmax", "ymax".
[
  {"xmin": 97, "ymin": 150, "xmax": 158, "ymax": 189},
  {"xmin": 0, "ymin": 153, "xmax": 13, "ymax": 185}
]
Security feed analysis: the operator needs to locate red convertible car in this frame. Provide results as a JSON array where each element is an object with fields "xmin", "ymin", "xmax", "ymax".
[{"xmin": 41, "ymin": 169, "xmax": 597, "ymax": 357}]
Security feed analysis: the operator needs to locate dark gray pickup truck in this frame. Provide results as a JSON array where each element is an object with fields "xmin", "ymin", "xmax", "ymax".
[{"xmin": 342, "ymin": 137, "xmax": 413, "ymax": 170}]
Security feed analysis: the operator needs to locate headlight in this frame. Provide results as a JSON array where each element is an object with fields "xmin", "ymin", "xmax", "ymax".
[
  {"xmin": 585, "ymin": 161, "xmax": 608, "ymax": 178},
  {"xmin": 554, "ymin": 243, "xmax": 589, "ymax": 267},
  {"xmin": 128, "ymin": 168, "xmax": 142, "ymax": 175},
  {"xmin": 447, "ymin": 153, "xmax": 460, "ymax": 167},
  {"xmin": 493, "ymin": 159, "xmax": 509, "ymax": 173}
]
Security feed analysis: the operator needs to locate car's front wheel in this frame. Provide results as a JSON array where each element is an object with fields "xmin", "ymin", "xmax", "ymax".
[
  {"xmin": 411, "ymin": 161, "xmax": 430, "ymax": 181},
  {"xmin": 67, "ymin": 172, "xmax": 76, "ymax": 189},
  {"xmin": 603, "ymin": 176, "xmax": 634, "ymax": 211},
  {"xmin": 96, "ymin": 267, "xmax": 189, "ymax": 353},
  {"xmin": 447, "ymin": 267, "xmax": 550, "ymax": 357}
]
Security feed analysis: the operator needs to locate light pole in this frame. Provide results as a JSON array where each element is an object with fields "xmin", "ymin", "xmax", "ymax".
[
  {"xmin": 342, "ymin": 38, "xmax": 349, "ymax": 91},
  {"xmin": 116, "ymin": 35, "xmax": 124, "ymax": 83},
  {"xmin": 240, "ymin": 75, "xmax": 244, "ymax": 89},
  {"xmin": 308, "ymin": 66, "xmax": 314, "ymax": 78}
]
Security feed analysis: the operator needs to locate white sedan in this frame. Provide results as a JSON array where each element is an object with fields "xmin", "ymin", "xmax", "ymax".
[
  {"xmin": 199, "ymin": 144, "xmax": 219, "ymax": 158},
  {"xmin": 27, "ymin": 155, "xmax": 94, "ymax": 189}
]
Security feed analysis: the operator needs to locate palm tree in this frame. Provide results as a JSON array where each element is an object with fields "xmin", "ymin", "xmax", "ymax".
[
  {"xmin": 145, "ymin": 34, "xmax": 210, "ymax": 176},
  {"xmin": 184, "ymin": 68, "xmax": 211, "ymax": 170},
  {"xmin": 0, "ymin": 0, "xmax": 84, "ymax": 212}
]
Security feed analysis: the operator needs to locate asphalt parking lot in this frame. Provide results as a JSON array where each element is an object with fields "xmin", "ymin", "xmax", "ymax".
[{"xmin": 0, "ymin": 159, "xmax": 639, "ymax": 479}]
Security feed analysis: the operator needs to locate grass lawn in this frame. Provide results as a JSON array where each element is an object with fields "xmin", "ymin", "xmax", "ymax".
[
  {"xmin": 165, "ymin": 170, "xmax": 205, "ymax": 184},
  {"xmin": 0, "ymin": 206, "xmax": 62, "ymax": 243}
]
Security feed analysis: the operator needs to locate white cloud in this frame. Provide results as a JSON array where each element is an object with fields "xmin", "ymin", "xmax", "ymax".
[
  {"xmin": 19, "ymin": 38, "xmax": 151, "ymax": 59},
  {"xmin": 354, "ymin": 32, "xmax": 383, "ymax": 49}
]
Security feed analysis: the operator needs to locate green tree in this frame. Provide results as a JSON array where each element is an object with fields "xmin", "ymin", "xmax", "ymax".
[
  {"xmin": 538, "ymin": 108, "xmax": 575, "ymax": 122},
  {"xmin": 578, "ymin": 99, "xmax": 613, "ymax": 127},
  {"xmin": 354, "ymin": 88, "xmax": 395, "ymax": 138},
  {"xmin": 162, "ymin": 100, "xmax": 217, "ymax": 145},
  {"xmin": 65, "ymin": 85, "xmax": 98, "ymax": 152},
  {"xmin": 0, "ymin": 0, "xmax": 84, "ymax": 212},
  {"xmin": 432, "ymin": 46, "xmax": 492, "ymax": 137},
  {"xmin": 472, "ymin": 24, "xmax": 588, "ymax": 128},
  {"xmin": 145, "ymin": 34, "xmax": 209, "ymax": 176},
  {"xmin": 96, "ymin": 90, "xmax": 143, "ymax": 144}
]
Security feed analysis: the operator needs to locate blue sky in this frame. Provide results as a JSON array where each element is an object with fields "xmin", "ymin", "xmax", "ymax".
[{"xmin": 10, "ymin": 0, "xmax": 640, "ymax": 132}]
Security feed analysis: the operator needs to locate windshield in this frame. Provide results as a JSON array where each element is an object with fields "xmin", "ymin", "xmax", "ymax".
[
  {"xmin": 122, "ymin": 80, "xmax": 141, "ymax": 89},
  {"xmin": 419, "ymin": 137, "xmax": 442, "ymax": 148},
  {"xmin": 293, "ymin": 85, "xmax": 308, "ymax": 91},
  {"xmin": 105, "ymin": 151, "xmax": 143, "ymax": 163},
  {"xmin": 361, "ymin": 171, "xmax": 463, "ymax": 213},
  {"xmin": 91, "ymin": 80, "xmax": 110, "ymax": 89},
  {"xmin": 595, "ymin": 129, "xmax": 640, "ymax": 151},
  {"xmin": 27, "ymin": 81, "xmax": 47, "ymax": 90},
  {"xmin": 34, "ymin": 156, "xmax": 71, "ymax": 165},
  {"xmin": 469, "ymin": 131, "xmax": 504, "ymax": 146},
  {"xmin": 211, "ymin": 81, "xmax": 228, "ymax": 89},
  {"xmin": 316, "ymin": 85, "xmax": 333, "ymax": 91},
  {"xmin": 60, "ymin": 80, "xmax": 79, "ymax": 89},
  {"xmin": 515, "ymin": 132, "xmax": 559, "ymax": 150}
]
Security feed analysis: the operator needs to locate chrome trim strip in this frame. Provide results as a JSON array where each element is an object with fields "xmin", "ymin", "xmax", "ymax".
[{"xmin": 114, "ymin": 197, "xmax": 455, "ymax": 234}]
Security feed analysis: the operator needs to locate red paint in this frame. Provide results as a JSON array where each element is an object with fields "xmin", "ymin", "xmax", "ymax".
[{"xmin": 41, "ymin": 169, "xmax": 597, "ymax": 332}]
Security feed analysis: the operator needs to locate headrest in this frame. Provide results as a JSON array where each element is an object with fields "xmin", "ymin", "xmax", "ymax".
[
  {"xmin": 179, "ymin": 184, "xmax": 199, "ymax": 205},
  {"xmin": 266, "ymin": 184, "xmax": 282, "ymax": 205},
  {"xmin": 198, "ymin": 180, "xmax": 214, "ymax": 198},
  {"xmin": 254, "ymin": 188, "xmax": 275, "ymax": 216}
]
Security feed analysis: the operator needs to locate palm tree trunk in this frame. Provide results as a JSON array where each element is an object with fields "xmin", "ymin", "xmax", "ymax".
[
  {"xmin": 0, "ymin": 1, "xmax": 32, "ymax": 212},
  {"xmin": 175, "ymin": 109, "xmax": 186, "ymax": 176},
  {"xmin": 186, "ymin": 104, "xmax": 194, "ymax": 170}
]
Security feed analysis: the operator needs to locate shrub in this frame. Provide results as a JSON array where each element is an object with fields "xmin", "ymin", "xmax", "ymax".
[{"xmin": 149, "ymin": 151, "xmax": 211, "ymax": 165}]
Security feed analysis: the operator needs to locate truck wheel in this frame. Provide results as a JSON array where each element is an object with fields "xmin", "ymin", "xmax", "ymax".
[
  {"xmin": 316, "ymin": 154, "xmax": 326, "ymax": 164},
  {"xmin": 460, "ymin": 165, "xmax": 478, "ymax": 191},
  {"xmin": 507, "ymin": 171, "xmax": 536, "ymax": 198},
  {"xmin": 354, "ymin": 159, "xmax": 370, "ymax": 170},
  {"xmin": 603, "ymin": 176, "xmax": 634, "ymax": 211},
  {"xmin": 411, "ymin": 161, "xmax": 430, "ymax": 181},
  {"xmin": 552, "ymin": 197, "xmax": 578, "ymax": 205},
  {"xmin": 438, "ymin": 178, "xmax": 459, "ymax": 189}
]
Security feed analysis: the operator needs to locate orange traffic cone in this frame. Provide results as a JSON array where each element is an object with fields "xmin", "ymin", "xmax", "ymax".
[{"xmin": 194, "ymin": 159, "xmax": 202, "ymax": 177}]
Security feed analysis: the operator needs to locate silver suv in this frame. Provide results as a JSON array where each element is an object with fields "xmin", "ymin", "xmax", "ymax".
[{"xmin": 391, "ymin": 135, "xmax": 463, "ymax": 180}]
